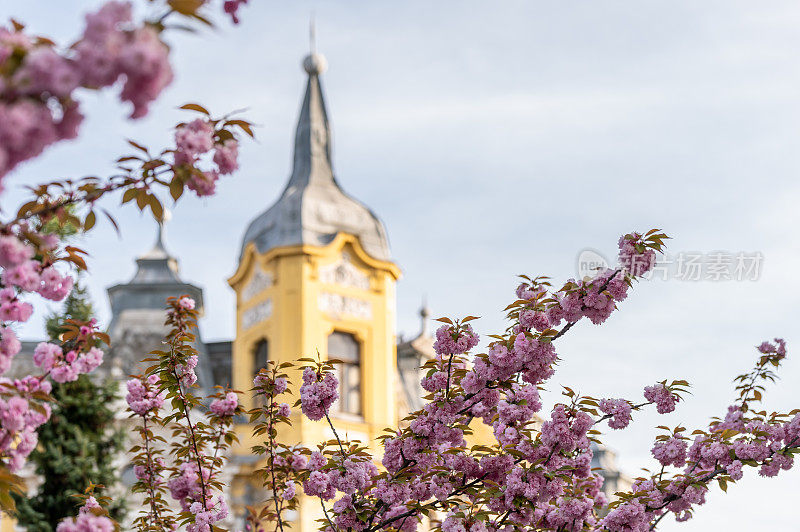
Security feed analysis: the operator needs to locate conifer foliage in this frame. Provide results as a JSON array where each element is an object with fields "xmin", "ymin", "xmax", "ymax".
[{"xmin": 13, "ymin": 283, "xmax": 125, "ymax": 530}]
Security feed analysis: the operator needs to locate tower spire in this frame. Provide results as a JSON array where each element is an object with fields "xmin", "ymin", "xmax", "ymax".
[
  {"xmin": 152, "ymin": 217, "xmax": 166, "ymax": 255},
  {"xmin": 289, "ymin": 22, "xmax": 334, "ymax": 190},
  {"xmin": 238, "ymin": 25, "xmax": 392, "ymax": 262},
  {"xmin": 133, "ymin": 212, "xmax": 181, "ymax": 283},
  {"xmin": 140, "ymin": 209, "xmax": 172, "ymax": 260}
]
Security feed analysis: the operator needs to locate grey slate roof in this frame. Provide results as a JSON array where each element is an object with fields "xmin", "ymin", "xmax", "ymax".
[
  {"xmin": 240, "ymin": 53, "xmax": 391, "ymax": 261},
  {"xmin": 107, "ymin": 222, "xmax": 204, "ymax": 331}
]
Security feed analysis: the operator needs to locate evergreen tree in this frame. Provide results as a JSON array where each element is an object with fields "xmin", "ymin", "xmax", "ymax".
[{"xmin": 13, "ymin": 281, "xmax": 126, "ymax": 530}]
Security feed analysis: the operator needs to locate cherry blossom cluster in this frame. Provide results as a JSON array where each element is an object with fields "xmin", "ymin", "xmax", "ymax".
[
  {"xmin": 0, "ymin": 2, "xmax": 171, "ymax": 182},
  {"xmin": 0, "ymin": 222, "xmax": 107, "ymax": 472},
  {"xmin": 513, "ymin": 231, "xmax": 665, "ymax": 332},
  {"xmin": 1, "ymin": 0, "xmax": 248, "ymax": 186},
  {"xmin": 173, "ymin": 117, "xmax": 241, "ymax": 197},
  {"xmin": 0, "ymin": 103, "xmax": 248, "ymax": 494},
  {"xmin": 598, "ymin": 398, "xmax": 633, "ymax": 430},
  {"xmin": 0, "ymin": 232, "xmax": 73, "ymax": 308},
  {"xmin": 644, "ymin": 382, "xmax": 679, "ymax": 414},
  {"xmin": 126, "ymin": 374, "xmax": 165, "ymax": 416},
  {"xmin": 0, "ymin": 376, "xmax": 52, "ymax": 471},
  {"xmin": 0, "ymin": 0, "xmax": 253, "ymax": 523},
  {"xmin": 244, "ymin": 362, "xmax": 306, "ymax": 531},
  {"xmin": 433, "ymin": 322, "xmax": 480, "ymax": 355},
  {"xmin": 237, "ymin": 228, "xmax": 780, "ymax": 532},
  {"xmin": 515, "ymin": 266, "xmax": 627, "ymax": 331},
  {"xmin": 55, "ymin": 496, "xmax": 115, "ymax": 532},
  {"xmin": 0, "ymin": 326, "xmax": 20, "ymax": 375},
  {"xmin": 600, "ymin": 339, "xmax": 798, "ymax": 531},
  {"xmin": 74, "ymin": 1, "xmax": 171, "ymax": 119},
  {"xmin": 126, "ymin": 297, "xmax": 242, "ymax": 532},
  {"xmin": 618, "ymin": 232, "xmax": 658, "ymax": 276},
  {"xmin": 32, "ymin": 321, "xmax": 105, "ymax": 383},
  {"xmin": 209, "ymin": 390, "xmax": 239, "ymax": 417},
  {"xmin": 189, "ymin": 495, "xmax": 230, "ymax": 532},
  {"xmin": 168, "ymin": 460, "xmax": 211, "ymax": 512},
  {"xmin": 0, "ymin": 288, "xmax": 32, "ymax": 324},
  {"xmin": 299, "ymin": 365, "xmax": 339, "ymax": 421}
]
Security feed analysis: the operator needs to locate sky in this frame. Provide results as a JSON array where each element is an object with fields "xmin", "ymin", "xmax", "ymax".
[{"xmin": 2, "ymin": 1, "xmax": 800, "ymax": 529}]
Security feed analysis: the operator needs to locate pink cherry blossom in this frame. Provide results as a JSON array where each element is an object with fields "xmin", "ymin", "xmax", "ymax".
[
  {"xmin": 0, "ymin": 327, "xmax": 21, "ymax": 374},
  {"xmin": 0, "ymin": 289, "xmax": 33, "ymax": 322},
  {"xmin": 12, "ymin": 46, "xmax": 80, "ymax": 98},
  {"xmin": 56, "ymin": 497, "xmax": 115, "ymax": 532},
  {"xmin": 187, "ymin": 170, "xmax": 220, "ymax": 197},
  {"xmin": 282, "ymin": 481, "xmax": 296, "ymax": 500},
  {"xmin": 175, "ymin": 119, "xmax": 215, "ymax": 162},
  {"xmin": 644, "ymin": 383, "xmax": 678, "ymax": 414},
  {"xmin": 213, "ymin": 139, "xmax": 239, "ymax": 174},
  {"xmin": 651, "ymin": 437, "xmax": 688, "ymax": 467},
  {"xmin": 299, "ymin": 366, "xmax": 339, "ymax": 421},
  {"xmin": 209, "ymin": 391, "xmax": 238, "ymax": 417},
  {"xmin": 2, "ymin": 260, "xmax": 40, "ymax": 292},
  {"xmin": 177, "ymin": 354, "xmax": 199, "ymax": 387},
  {"xmin": 618, "ymin": 232, "xmax": 657, "ymax": 277},
  {"xmin": 38, "ymin": 266, "xmax": 74, "ymax": 301},
  {"xmin": 0, "ymin": 236, "xmax": 33, "ymax": 269},
  {"xmin": 599, "ymin": 398, "xmax": 632, "ymax": 430},
  {"xmin": 126, "ymin": 375, "xmax": 165, "ymax": 416},
  {"xmin": 188, "ymin": 496, "xmax": 228, "ymax": 532},
  {"xmin": 117, "ymin": 26, "xmax": 173, "ymax": 118},
  {"xmin": 178, "ymin": 296, "xmax": 196, "ymax": 310}
]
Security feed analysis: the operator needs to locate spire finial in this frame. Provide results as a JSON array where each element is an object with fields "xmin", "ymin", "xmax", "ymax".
[
  {"xmin": 154, "ymin": 208, "xmax": 172, "ymax": 252},
  {"xmin": 310, "ymin": 13, "xmax": 316, "ymax": 54},
  {"xmin": 302, "ymin": 17, "xmax": 327, "ymax": 75},
  {"xmin": 154, "ymin": 217, "xmax": 165, "ymax": 251},
  {"xmin": 139, "ymin": 209, "xmax": 172, "ymax": 260},
  {"xmin": 419, "ymin": 296, "xmax": 431, "ymax": 336}
]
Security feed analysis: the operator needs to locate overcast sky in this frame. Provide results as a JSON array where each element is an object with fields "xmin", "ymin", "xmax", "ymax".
[{"xmin": 3, "ymin": 1, "xmax": 800, "ymax": 529}]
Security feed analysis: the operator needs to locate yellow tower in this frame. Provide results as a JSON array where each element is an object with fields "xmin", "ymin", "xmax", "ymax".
[{"xmin": 227, "ymin": 50, "xmax": 401, "ymax": 531}]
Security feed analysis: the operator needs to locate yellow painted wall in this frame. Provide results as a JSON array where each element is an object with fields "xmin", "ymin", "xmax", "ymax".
[
  {"xmin": 228, "ymin": 233, "xmax": 401, "ymax": 532},
  {"xmin": 0, "ymin": 513, "xmax": 16, "ymax": 532}
]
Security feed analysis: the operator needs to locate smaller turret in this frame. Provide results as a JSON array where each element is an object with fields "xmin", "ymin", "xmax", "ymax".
[
  {"xmin": 396, "ymin": 300, "xmax": 436, "ymax": 414},
  {"xmin": 105, "ymin": 218, "xmax": 211, "ymax": 389}
]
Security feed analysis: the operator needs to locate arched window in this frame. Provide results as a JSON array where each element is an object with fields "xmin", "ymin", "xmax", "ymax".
[
  {"xmin": 253, "ymin": 339, "xmax": 269, "ymax": 376},
  {"xmin": 328, "ymin": 331, "xmax": 361, "ymax": 416}
]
